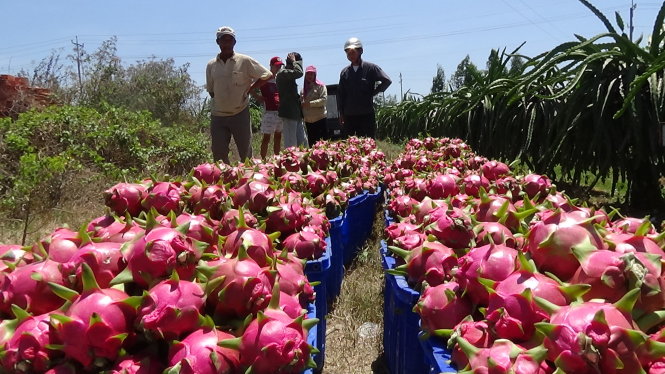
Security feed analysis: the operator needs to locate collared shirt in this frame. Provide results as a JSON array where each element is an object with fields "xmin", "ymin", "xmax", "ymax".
[
  {"xmin": 338, "ymin": 60, "xmax": 391, "ymax": 116},
  {"xmin": 206, "ymin": 53, "xmax": 271, "ymax": 116}
]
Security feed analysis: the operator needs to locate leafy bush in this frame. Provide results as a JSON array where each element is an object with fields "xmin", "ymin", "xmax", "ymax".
[{"xmin": 0, "ymin": 104, "xmax": 209, "ymax": 216}]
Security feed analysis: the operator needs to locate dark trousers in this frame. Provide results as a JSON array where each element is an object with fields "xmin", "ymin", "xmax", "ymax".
[
  {"xmin": 343, "ymin": 113, "xmax": 376, "ymax": 139},
  {"xmin": 305, "ymin": 118, "xmax": 327, "ymax": 146},
  {"xmin": 210, "ymin": 107, "xmax": 252, "ymax": 164}
]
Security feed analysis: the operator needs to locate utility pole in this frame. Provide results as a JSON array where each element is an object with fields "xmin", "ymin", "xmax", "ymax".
[
  {"xmin": 71, "ymin": 36, "xmax": 84, "ymax": 96},
  {"xmin": 399, "ymin": 72, "xmax": 403, "ymax": 100},
  {"xmin": 630, "ymin": 0, "xmax": 637, "ymax": 41}
]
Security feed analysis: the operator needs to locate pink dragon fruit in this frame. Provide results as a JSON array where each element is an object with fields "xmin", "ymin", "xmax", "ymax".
[
  {"xmin": 61, "ymin": 241, "xmax": 126, "ymax": 290},
  {"xmin": 525, "ymin": 209, "xmax": 606, "ymax": 281},
  {"xmin": 217, "ymin": 208, "xmax": 258, "ymax": 237},
  {"xmin": 141, "ymin": 181, "xmax": 184, "ymax": 215},
  {"xmin": 473, "ymin": 221, "xmax": 518, "ymax": 248},
  {"xmin": 281, "ymin": 230, "xmax": 327, "ymax": 260},
  {"xmin": 425, "ymin": 207, "xmax": 474, "ymax": 251},
  {"xmin": 104, "ymin": 182, "xmax": 148, "ymax": 216},
  {"xmin": 414, "ymin": 281, "xmax": 472, "ymax": 334},
  {"xmin": 188, "ymin": 184, "xmax": 227, "ymax": 219},
  {"xmin": 453, "ymin": 338, "xmax": 552, "ymax": 374},
  {"xmin": 34, "ymin": 227, "xmax": 81, "ymax": 263},
  {"xmin": 427, "ymin": 173, "xmax": 460, "ymax": 199},
  {"xmin": 221, "ymin": 217, "xmax": 278, "ymax": 267},
  {"xmin": 231, "ymin": 179, "xmax": 275, "ymax": 214},
  {"xmin": 87, "ymin": 215, "xmax": 142, "ymax": 243},
  {"xmin": 274, "ymin": 253, "xmax": 315, "ymax": 307},
  {"xmin": 535, "ymin": 289, "xmax": 646, "ymax": 374},
  {"xmin": 0, "ymin": 308, "xmax": 56, "ymax": 373},
  {"xmin": 192, "ymin": 162, "xmax": 222, "ymax": 185},
  {"xmin": 304, "ymin": 168, "xmax": 329, "ymax": 196},
  {"xmin": 265, "ymin": 202, "xmax": 307, "ymax": 237},
  {"xmin": 165, "ymin": 328, "xmax": 240, "ymax": 374},
  {"xmin": 440, "ymin": 317, "xmax": 495, "ymax": 369},
  {"xmin": 481, "ymin": 160, "xmax": 511, "ymax": 181},
  {"xmin": 220, "ymin": 308, "xmax": 317, "ymax": 374},
  {"xmin": 461, "ymin": 174, "xmax": 490, "ymax": 197},
  {"xmin": 159, "ymin": 212, "xmax": 218, "ymax": 245},
  {"xmin": 137, "ymin": 278, "xmax": 206, "ymax": 340},
  {"xmin": 203, "ymin": 253, "xmax": 273, "ymax": 320},
  {"xmin": 0, "ymin": 259, "xmax": 66, "ymax": 316},
  {"xmin": 116, "ymin": 226, "xmax": 203, "ymax": 288},
  {"xmin": 521, "ymin": 173, "xmax": 552, "ymax": 200},
  {"xmin": 388, "ymin": 240, "xmax": 457, "ymax": 288},
  {"xmin": 107, "ymin": 353, "xmax": 165, "ymax": 374},
  {"xmin": 455, "ymin": 243, "xmax": 519, "ymax": 306},
  {"xmin": 387, "ymin": 195, "xmax": 419, "ymax": 218},
  {"xmin": 49, "ymin": 264, "xmax": 138, "ymax": 369}
]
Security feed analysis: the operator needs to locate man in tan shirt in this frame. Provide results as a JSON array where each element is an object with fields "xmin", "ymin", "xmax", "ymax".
[{"xmin": 206, "ymin": 26, "xmax": 272, "ymax": 164}]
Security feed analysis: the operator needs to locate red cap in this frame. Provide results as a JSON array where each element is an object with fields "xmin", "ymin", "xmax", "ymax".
[{"xmin": 270, "ymin": 56, "xmax": 284, "ymax": 66}]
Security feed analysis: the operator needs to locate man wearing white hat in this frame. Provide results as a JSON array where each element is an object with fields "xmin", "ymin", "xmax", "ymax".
[{"xmin": 206, "ymin": 26, "xmax": 272, "ymax": 164}]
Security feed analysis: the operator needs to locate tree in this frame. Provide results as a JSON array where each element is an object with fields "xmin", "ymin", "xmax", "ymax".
[
  {"xmin": 508, "ymin": 55, "xmax": 526, "ymax": 76},
  {"xmin": 449, "ymin": 55, "xmax": 480, "ymax": 91},
  {"xmin": 431, "ymin": 65, "xmax": 446, "ymax": 93}
]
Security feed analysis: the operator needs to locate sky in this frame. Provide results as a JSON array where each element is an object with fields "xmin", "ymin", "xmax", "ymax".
[{"xmin": 1, "ymin": 1, "xmax": 663, "ymax": 100}]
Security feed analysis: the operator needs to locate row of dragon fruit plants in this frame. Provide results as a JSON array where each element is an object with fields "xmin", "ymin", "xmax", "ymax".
[
  {"xmin": 383, "ymin": 137, "xmax": 665, "ymax": 373},
  {"xmin": 0, "ymin": 137, "xmax": 385, "ymax": 374}
]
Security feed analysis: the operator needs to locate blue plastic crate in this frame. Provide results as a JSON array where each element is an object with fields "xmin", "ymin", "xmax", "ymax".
[
  {"xmin": 326, "ymin": 214, "xmax": 344, "ymax": 302},
  {"xmin": 342, "ymin": 192, "xmax": 369, "ymax": 266},
  {"xmin": 305, "ymin": 238, "xmax": 331, "ymax": 371},
  {"xmin": 303, "ymin": 302, "xmax": 318, "ymax": 374},
  {"xmin": 381, "ymin": 240, "xmax": 429, "ymax": 374},
  {"xmin": 419, "ymin": 333, "xmax": 457, "ymax": 373}
]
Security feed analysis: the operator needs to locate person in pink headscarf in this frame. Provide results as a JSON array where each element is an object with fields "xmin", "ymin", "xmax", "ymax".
[{"xmin": 301, "ymin": 65, "xmax": 328, "ymax": 146}]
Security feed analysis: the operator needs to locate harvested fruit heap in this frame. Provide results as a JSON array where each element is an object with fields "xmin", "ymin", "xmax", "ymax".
[
  {"xmin": 383, "ymin": 137, "xmax": 665, "ymax": 373},
  {"xmin": 0, "ymin": 137, "xmax": 384, "ymax": 374}
]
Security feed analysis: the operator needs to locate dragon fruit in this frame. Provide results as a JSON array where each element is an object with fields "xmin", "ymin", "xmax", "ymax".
[
  {"xmin": 265, "ymin": 202, "xmax": 307, "ymax": 237},
  {"xmin": 221, "ymin": 215, "xmax": 278, "ymax": 266},
  {"xmin": 274, "ymin": 253, "xmax": 315, "ymax": 307},
  {"xmin": 0, "ymin": 259, "xmax": 66, "ymax": 316},
  {"xmin": 188, "ymin": 184, "xmax": 227, "ymax": 219},
  {"xmin": 141, "ymin": 181, "xmax": 183, "ymax": 215},
  {"xmin": 107, "ymin": 353, "xmax": 165, "ymax": 374},
  {"xmin": 203, "ymin": 252, "xmax": 273, "ymax": 320},
  {"xmin": 87, "ymin": 215, "xmax": 142, "ymax": 243},
  {"xmin": 220, "ymin": 308, "xmax": 317, "ymax": 374},
  {"xmin": 425, "ymin": 207, "xmax": 474, "ymax": 251},
  {"xmin": 455, "ymin": 243, "xmax": 519, "ymax": 306},
  {"xmin": 165, "ymin": 328, "xmax": 240, "ymax": 374},
  {"xmin": 0, "ymin": 307, "xmax": 56, "ymax": 373},
  {"xmin": 231, "ymin": 179, "xmax": 275, "ymax": 214},
  {"xmin": 217, "ymin": 208, "xmax": 258, "ymax": 237},
  {"xmin": 427, "ymin": 173, "xmax": 460, "ymax": 199},
  {"xmin": 137, "ymin": 277, "xmax": 206, "ymax": 340},
  {"xmin": 34, "ymin": 227, "xmax": 81, "ymax": 263},
  {"xmin": 521, "ymin": 173, "xmax": 552, "ymax": 200},
  {"xmin": 473, "ymin": 221, "xmax": 518, "ymax": 248},
  {"xmin": 439, "ymin": 317, "xmax": 495, "ymax": 369},
  {"xmin": 61, "ymin": 241, "xmax": 126, "ymax": 289},
  {"xmin": 281, "ymin": 230, "xmax": 327, "ymax": 260},
  {"xmin": 453, "ymin": 338, "xmax": 552, "ymax": 374},
  {"xmin": 536, "ymin": 289, "xmax": 646, "ymax": 374},
  {"xmin": 461, "ymin": 174, "xmax": 490, "ymax": 197},
  {"xmin": 525, "ymin": 209, "xmax": 606, "ymax": 281},
  {"xmin": 159, "ymin": 212, "xmax": 218, "ymax": 245},
  {"xmin": 388, "ymin": 240, "xmax": 457, "ymax": 288},
  {"xmin": 192, "ymin": 162, "xmax": 222, "ymax": 184},
  {"xmin": 115, "ymin": 226, "xmax": 203, "ymax": 288},
  {"xmin": 49, "ymin": 264, "xmax": 138, "ymax": 369},
  {"xmin": 414, "ymin": 281, "xmax": 472, "ymax": 334},
  {"xmin": 104, "ymin": 182, "xmax": 148, "ymax": 216},
  {"xmin": 481, "ymin": 160, "xmax": 511, "ymax": 181}
]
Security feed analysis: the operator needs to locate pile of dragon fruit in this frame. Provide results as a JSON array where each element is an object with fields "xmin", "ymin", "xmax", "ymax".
[
  {"xmin": 0, "ymin": 137, "xmax": 384, "ymax": 374},
  {"xmin": 384, "ymin": 137, "xmax": 665, "ymax": 373}
]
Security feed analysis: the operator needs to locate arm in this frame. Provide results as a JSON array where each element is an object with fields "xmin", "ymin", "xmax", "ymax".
[
  {"xmin": 373, "ymin": 66, "xmax": 392, "ymax": 95},
  {"xmin": 337, "ymin": 71, "xmax": 346, "ymax": 122},
  {"xmin": 205, "ymin": 61, "xmax": 214, "ymax": 98},
  {"xmin": 308, "ymin": 85, "xmax": 327, "ymax": 107}
]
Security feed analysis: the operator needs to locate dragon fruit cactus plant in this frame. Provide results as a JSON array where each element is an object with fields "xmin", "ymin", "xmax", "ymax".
[{"xmin": 165, "ymin": 328, "xmax": 240, "ymax": 374}]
